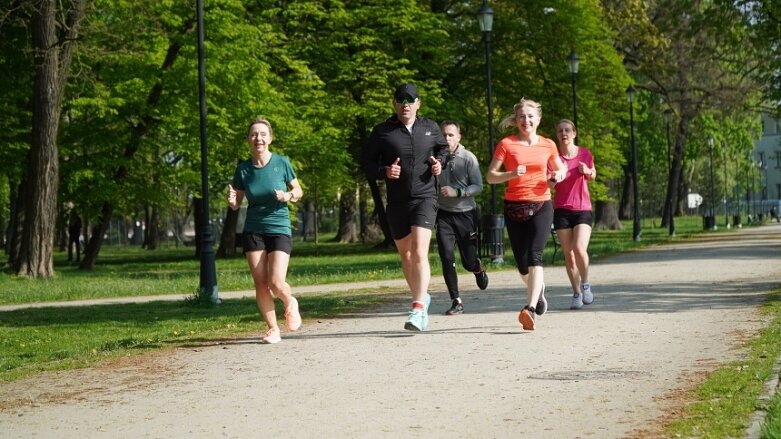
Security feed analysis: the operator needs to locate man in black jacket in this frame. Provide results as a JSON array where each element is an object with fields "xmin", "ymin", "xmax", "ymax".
[{"xmin": 362, "ymin": 84, "xmax": 448, "ymax": 332}]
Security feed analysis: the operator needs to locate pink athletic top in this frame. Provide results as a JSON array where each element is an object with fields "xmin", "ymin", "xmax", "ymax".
[{"xmin": 552, "ymin": 146, "xmax": 594, "ymax": 211}]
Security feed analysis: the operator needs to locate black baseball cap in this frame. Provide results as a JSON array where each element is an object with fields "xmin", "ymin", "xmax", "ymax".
[{"xmin": 393, "ymin": 84, "xmax": 418, "ymax": 101}]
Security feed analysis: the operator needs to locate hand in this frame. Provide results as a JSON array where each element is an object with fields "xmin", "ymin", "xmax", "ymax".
[
  {"xmin": 227, "ymin": 184, "xmax": 237, "ymax": 207},
  {"xmin": 274, "ymin": 189, "xmax": 290, "ymax": 202},
  {"xmin": 514, "ymin": 165, "xmax": 527, "ymax": 176},
  {"xmin": 386, "ymin": 157, "xmax": 401, "ymax": 179},
  {"xmin": 578, "ymin": 162, "xmax": 590, "ymax": 176},
  {"xmin": 429, "ymin": 156, "xmax": 442, "ymax": 176},
  {"xmin": 440, "ymin": 186, "xmax": 456, "ymax": 197}
]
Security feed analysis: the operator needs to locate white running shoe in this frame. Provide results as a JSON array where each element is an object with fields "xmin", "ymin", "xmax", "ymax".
[
  {"xmin": 570, "ymin": 293, "xmax": 583, "ymax": 310},
  {"xmin": 582, "ymin": 284, "xmax": 594, "ymax": 305}
]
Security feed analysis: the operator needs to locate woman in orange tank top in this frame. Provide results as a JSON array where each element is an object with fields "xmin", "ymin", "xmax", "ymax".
[{"xmin": 487, "ymin": 98, "xmax": 566, "ymax": 331}]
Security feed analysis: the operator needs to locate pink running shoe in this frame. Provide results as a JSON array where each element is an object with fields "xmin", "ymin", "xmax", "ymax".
[
  {"xmin": 260, "ymin": 327, "xmax": 281, "ymax": 344},
  {"xmin": 285, "ymin": 297, "xmax": 302, "ymax": 331}
]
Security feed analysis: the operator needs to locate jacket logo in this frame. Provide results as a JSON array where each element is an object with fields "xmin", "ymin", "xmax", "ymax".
[{"xmin": 425, "ymin": 131, "xmax": 431, "ymax": 136}]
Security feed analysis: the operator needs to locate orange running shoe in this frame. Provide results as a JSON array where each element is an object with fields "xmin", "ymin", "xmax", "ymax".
[
  {"xmin": 519, "ymin": 306, "xmax": 535, "ymax": 331},
  {"xmin": 285, "ymin": 297, "xmax": 302, "ymax": 332}
]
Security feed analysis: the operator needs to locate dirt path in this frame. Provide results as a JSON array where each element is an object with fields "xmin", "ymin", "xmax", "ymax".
[{"xmin": 2, "ymin": 223, "xmax": 780, "ymax": 438}]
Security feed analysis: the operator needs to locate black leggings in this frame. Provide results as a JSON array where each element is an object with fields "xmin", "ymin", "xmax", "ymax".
[
  {"xmin": 505, "ymin": 200, "xmax": 553, "ymax": 276},
  {"xmin": 436, "ymin": 210, "xmax": 482, "ymax": 299}
]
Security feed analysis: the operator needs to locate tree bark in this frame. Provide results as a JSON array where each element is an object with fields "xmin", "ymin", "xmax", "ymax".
[
  {"xmin": 15, "ymin": 0, "xmax": 86, "ymax": 277},
  {"xmin": 216, "ymin": 207, "xmax": 239, "ymax": 258},
  {"xmin": 335, "ymin": 187, "xmax": 358, "ymax": 243}
]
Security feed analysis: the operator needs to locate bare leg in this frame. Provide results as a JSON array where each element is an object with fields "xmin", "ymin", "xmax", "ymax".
[
  {"xmin": 557, "ymin": 228, "xmax": 581, "ymax": 293},
  {"xmin": 572, "ymin": 224, "xmax": 592, "ymax": 286},
  {"xmin": 394, "ymin": 226, "xmax": 433, "ymax": 303},
  {"xmin": 246, "ymin": 250, "xmax": 278, "ymax": 330}
]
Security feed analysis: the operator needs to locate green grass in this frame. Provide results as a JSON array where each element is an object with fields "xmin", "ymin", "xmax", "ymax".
[
  {"xmin": 0, "ymin": 215, "xmax": 726, "ymax": 305},
  {"xmin": 0, "ymin": 292, "xmax": 395, "ymax": 382},
  {"xmin": 663, "ymin": 288, "xmax": 781, "ymax": 438},
  {"xmin": 763, "ymin": 384, "xmax": 781, "ymax": 438}
]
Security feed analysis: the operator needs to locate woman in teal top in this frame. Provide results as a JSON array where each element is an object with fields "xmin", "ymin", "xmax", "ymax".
[{"xmin": 227, "ymin": 117, "xmax": 303, "ymax": 344}]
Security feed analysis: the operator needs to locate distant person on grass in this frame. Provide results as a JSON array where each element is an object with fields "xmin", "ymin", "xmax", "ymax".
[
  {"xmin": 486, "ymin": 98, "xmax": 566, "ymax": 331},
  {"xmin": 227, "ymin": 117, "xmax": 303, "ymax": 344},
  {"xmin": 362, "ymin": 83, "xmax": 448, "ymax": 332},
  {"xmin": 435, "ymin": 120, "xmax": 488, "ymax": 316},
  {"xmin": 550, "ymin": 119, "xmax": 596, "ymax": 309}
]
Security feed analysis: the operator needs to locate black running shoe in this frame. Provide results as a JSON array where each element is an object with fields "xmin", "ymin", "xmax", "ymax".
[
  {"xmin": 475, "ymin": 270, "xmax": 488, "ymax": 290},
  {"xmin": 535, "ymin": 283, "xmax": 547, "ymax": 315},
  {"xmin": 445, "ymin": 300, "xmax": 464, "ymax": 315}
]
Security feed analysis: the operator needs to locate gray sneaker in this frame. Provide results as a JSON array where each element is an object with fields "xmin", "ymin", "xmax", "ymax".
[
  {"xmin": 582, "ymin": 284, "xmax": 594, "ymax": 305},
  {"xmin": 570, "ymin": 293, "xmax": 583, "ymax": 310}
]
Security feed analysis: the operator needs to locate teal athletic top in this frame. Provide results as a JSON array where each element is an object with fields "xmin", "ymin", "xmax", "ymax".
[{"xmin": 231, "ymin": 154, "xmax": 297, "ymax": 236}]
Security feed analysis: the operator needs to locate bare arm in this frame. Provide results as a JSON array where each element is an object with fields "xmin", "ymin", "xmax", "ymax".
[{"xmin": 486, "ymin": 158, "xmax": 525, "ymax": 184}]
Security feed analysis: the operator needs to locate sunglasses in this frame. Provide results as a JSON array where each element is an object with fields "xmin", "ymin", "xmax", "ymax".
[{"xmin": 396, "ymin": 97, "xmax": 417, "ymax": 105}]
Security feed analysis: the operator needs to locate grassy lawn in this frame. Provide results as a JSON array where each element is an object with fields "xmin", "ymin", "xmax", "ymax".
[{"xmin": 1, "ymin": 215, "xmax": 720, "ymax": 305}]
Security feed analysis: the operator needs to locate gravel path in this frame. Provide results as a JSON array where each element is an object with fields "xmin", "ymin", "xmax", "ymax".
[{"xmin": 2, "ymin": 222, "xmax": 780, "ymax": 438}]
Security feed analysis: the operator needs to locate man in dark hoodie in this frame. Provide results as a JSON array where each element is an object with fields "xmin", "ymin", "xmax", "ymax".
[{"xmin": 362, "ymin": 84, "xmax": 448, "ymax": 332}]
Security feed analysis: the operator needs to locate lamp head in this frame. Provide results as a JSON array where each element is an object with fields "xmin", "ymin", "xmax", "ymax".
[
  {"xmin": 626, "ymin": 86, "xmax": 636, "ymax": 103},
  {"xmin": 568, "ymin": 50, "xmax": 580, "ymax": 74},
  {"xmin": 663, "ymin": 108, "xmax": 672, "ymax": 123},
  {"xmin": 477, "ymin": 2, "xmax": 494, "ymax": 33}
]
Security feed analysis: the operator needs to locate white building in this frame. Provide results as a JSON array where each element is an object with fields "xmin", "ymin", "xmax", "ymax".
[{"xmin": 756, "ymin": 114, "xmax": 781, "ymax": 217}]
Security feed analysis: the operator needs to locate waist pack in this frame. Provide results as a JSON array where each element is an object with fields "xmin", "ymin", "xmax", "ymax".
[{"xmin": 504, "ymin": 201, "xmax": 541, "ymax": 223}]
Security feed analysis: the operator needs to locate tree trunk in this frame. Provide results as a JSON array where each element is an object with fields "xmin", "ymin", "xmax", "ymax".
[
  {"xmin": 619, "ymin": 165, "xmax": 632, "ymax": 220},
  {"xmin": 217, "ymin": 207, "xmax": 239, "ymax": 258},
  {"xmin": 594, "ymin": 200, "xmax": 623, "ymax": 230},
  {"xmin": 662, "ymin": 113, "xmax": 692, "ymax": 228},
  {"xmin": 7, "ymin": 181, "xmax": 24, "ymax": 264},
  {"xmin": 335, "ymin": 187, "xmax": 358, "ymax": 243},
  {"xmin": 366, "ymin": 178, "xmax": 394, "ymax": 247},
  {"xmin": 78, "ymin": 37, "xmax": 184, "ymax": 267},
  {"xmin": 79, "ymin": 202, "xmax": 113, "ymax": 270},
  {"xmin": 15, "ymin": 0, "xmax": 86, "ymax": 277},
  {"xmin": 143, "ymin": 204, "xmax": 160, "ymax": 250}
]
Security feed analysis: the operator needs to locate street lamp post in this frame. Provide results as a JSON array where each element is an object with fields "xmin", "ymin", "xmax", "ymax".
[
  {"xmin": 663, "ymin": 108, "xmax": 675, "ymax": 236},
  {"xmin": 477, "ymin": 2, "xmax": 503, "ymax": 263},
  {"xmin": 723, "ymin": 150, "xmax": 729, "ymax": 229},
  {"xmin": 567, "ymin": 50, "xmax": 579, "ymax": 132},
  {"xmin": 627, "ymin": 86, "xmax": 640, "ymax": 242},
  {"xmin": 707, "ymin": 137, "xmax": 717, "ymax": 230},
  {"xmin": 196, "ymin": 0, "xmax": 219, "ymax": 304}
]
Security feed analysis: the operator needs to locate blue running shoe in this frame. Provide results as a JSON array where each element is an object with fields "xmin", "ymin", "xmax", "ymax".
[
  {"xmin": 404, "ymin": 309, "xmax": 425, "ymax": 331},
  {"xmin": 421, "ymin": 292, "xmax": 431, "ymax": 330},
  {"xmin": 404, "ymin": 293, "xmax": 432, "ymax": 331}
]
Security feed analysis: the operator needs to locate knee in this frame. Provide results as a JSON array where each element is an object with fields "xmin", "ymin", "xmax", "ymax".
[
  {"xmin": 464, "ymin": 260, "xmax": 482, "ymax": 272},
  {"xmin": 529, "ymin": 250, "xmax": 545, "ymax": 267},
  {"xmin": 441, "ymin": 255, "xmax": 456, "ymax": 267}
]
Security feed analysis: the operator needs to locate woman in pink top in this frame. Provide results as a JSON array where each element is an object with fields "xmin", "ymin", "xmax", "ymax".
[
  {"xmin": 487, "ymin": 98, "xmax": 566, "ymax": 331},
  {"xmin": 551, "ymin": 119, "xmax": 596, "ymax": 310}
]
